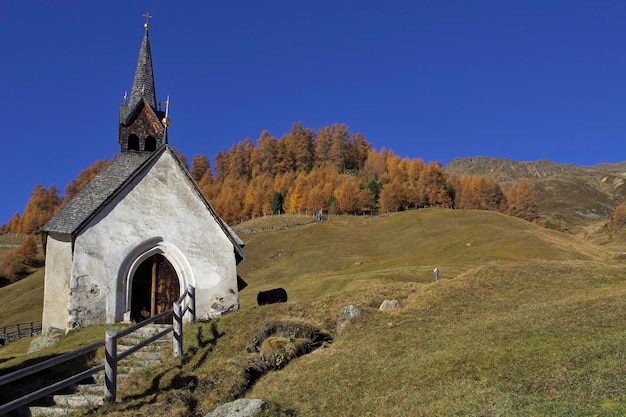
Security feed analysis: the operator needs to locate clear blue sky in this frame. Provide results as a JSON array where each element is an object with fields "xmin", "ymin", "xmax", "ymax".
[{"xmin": 2, "ymin": 1, "xmax": 626, "ymax": 224}]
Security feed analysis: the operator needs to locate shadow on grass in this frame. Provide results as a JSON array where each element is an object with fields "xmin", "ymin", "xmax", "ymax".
[
  {"xmin": 0, "ymin": 355, "xmax": 16, "ymax": 366},
  {"xmin": 0, "ymin": 351, "xmax": 97, "ymax": 408},
  {"xmin": 183, "ymin": 321, "xmax": 224, "ymax": 371}
]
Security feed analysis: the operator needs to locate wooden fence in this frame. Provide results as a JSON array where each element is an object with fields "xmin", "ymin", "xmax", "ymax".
[
  {"xmin": 0, "ymin": 285, "xmax": 195, "ymax": 415},
  {"xmin": 1, "ymin": 321, "xmax": 42, "ymax": 345}
]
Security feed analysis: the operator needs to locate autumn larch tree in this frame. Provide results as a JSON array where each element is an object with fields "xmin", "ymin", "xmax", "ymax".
[
  {"xmin": 506, "ymin": 178, "xmax": 539, "ymax": 222},
  {"xmin": 190, "ymin": 154, "xmax": 211, "ymax": 183},
  {"xmin": 1, "ymin": 234, "xmax": 41, "ymax": 282},
  {"xmin": 18, "ymin": 185, "xmax": 61, "ymax": 234}
]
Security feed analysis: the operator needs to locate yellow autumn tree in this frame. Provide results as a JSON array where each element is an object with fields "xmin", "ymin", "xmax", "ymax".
[
  {"xmin": 1, "ymin": 234, "xmax": 41, "ymax": 282},
  {"xmin": 506, "ymin": 178, "xmax": 539, "ymax": 221},
  {"xmin": 334, "ymin": 176, "xmax": 371, "ymax": 214},
  {"xmin": 612, "ymin": 205, "xmax": 626, "ymax": 229}
]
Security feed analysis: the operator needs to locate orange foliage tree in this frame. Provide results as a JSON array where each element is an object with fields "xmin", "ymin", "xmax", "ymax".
[
  {"xmin": 506, "ymin": 178, "xmax": 539, "ymax": 222},
  {"xmin": 610, "ymin": 204, "xmax": 626, "ymax": 231},
  {"xmin": 454, "ymin": 175, "xmax": 507, "ymax": 211},
  {"xmin": 1, "ymin": 234, "xmax": 41, "ymax": 282},
  {"xmin": 17, "ymin": 185, "xmax": 61, "ymax": 234}
]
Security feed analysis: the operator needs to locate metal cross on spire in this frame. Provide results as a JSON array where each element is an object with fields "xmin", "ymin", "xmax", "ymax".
[{"xmin": 143, "ymin": 12, "xmax": 152, "ymax": 30}]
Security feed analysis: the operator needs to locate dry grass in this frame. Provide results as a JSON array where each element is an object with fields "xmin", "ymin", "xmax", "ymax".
[
  {"xmin": 0, "ymin": 234, "xmax": 44, "ymax": 324},
  {"xmin": 0, "ymin": 268, "xmax": 44, "ymax": 328},
  {"xmin": 2, "ymin": 210, "xmax": 626, "ymax": 416}
]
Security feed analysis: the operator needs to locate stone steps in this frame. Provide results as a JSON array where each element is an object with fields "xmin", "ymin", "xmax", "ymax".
[{"xmin": 25, "ymin": 324, "xmax": 171, "ymax": 417}]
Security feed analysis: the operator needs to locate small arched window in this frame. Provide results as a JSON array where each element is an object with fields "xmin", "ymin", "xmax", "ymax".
[
  {"xmin": 145, "ymin": 136, "xmax": 157, "ymax": 152},
  {"xmin": 128, "ymin": 134, "xmax": 140, "ymax": 151}
]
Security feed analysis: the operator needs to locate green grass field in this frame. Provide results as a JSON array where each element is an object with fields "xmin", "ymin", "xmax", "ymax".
[{"xmin": 2, "ymin": 209, "xmax": 626, "ymax": 416}]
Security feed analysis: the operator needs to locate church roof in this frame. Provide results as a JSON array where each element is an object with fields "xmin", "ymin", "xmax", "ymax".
[
  {"xmin": 128, "ymin": 26, "xmax": 157, "ymax": 112},
  {"xmin": 42, "ymin": 151, "xmax": 155, "ymax": 235},
  {"xmin": 42, "ymin": 146, "xmax": 245, "ymax": 260}
]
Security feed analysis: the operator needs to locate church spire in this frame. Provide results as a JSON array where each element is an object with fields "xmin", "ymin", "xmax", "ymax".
[
  {"xmin": 118, "ymin": 13, "xmax": 166, "ymax": 154},
  {"xmin": 128, "ymin": 12, "xmax": 157, "ymax": 111}
]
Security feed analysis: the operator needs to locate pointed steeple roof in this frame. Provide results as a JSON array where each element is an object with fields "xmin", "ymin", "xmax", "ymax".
[
  {"xmin": 119, "ymin": 14, "xmax": 167, "ymax": 153},
  {"xmin": 128, "ymin": 17, "xmax": 157, "ymax": 112}
]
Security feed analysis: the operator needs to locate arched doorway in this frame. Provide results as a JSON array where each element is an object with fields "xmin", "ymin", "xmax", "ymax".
[{"xmin": 130, "ymin": 254, "xmax": 180, "ymax": 323}]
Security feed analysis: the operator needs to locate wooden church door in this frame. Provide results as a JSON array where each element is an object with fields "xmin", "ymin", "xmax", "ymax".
[
  {"xmin": 131, "ymin": 254, "xmax": 180, "ymax": 323},
  {"xmin": 152, "ymin": 254, "xmax": 179, "ymax": 322}
]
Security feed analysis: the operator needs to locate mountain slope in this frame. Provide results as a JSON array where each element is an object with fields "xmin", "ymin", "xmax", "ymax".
[
  {"xmin": 3, "ymin": 210, "xmax": 626, "ymax": 416},
  {"xmin": 445, "ymin": 156, "xmax": 626, "ymax": 234}
]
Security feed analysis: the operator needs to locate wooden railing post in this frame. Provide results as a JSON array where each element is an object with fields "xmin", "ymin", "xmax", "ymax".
[
  {"xmin": 188, "ymin": 285, "xmax": 196, "ymax": 323},
  {"xmin": 104, "ymin": 330, "xmax": 117, "ymax": 403},
  {"xmin": 173, "ymin": 301, "xmax": 183, "ymax": 358}
]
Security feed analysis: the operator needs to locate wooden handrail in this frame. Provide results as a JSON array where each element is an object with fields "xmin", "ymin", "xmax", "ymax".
[
  {"xmin": 0, "ymin": 284, "xmax": 196, "ymax": 413},
  {"xmin": 0, "ymin": 341, "xmax": 103, "ymax": 415},
  {"xmin": 0, "ymin": 340, "xmax": 103, "ymax": 386},
  {"xmin": 0, "ymin": 364, "xmax": 105, "ymax": 415},
  {"xmin": 104, "ymin": 284, "xmax": 195, "ymax": 402}
]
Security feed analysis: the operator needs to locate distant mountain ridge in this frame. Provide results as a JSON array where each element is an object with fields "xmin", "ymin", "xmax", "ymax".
[
  {"xmin": 445, "ymin": 156, "xmax": 626, "ymax": 181},
  {"xmin": 445, "ymin": 156, "xmax": 626, "ymax": 235}
]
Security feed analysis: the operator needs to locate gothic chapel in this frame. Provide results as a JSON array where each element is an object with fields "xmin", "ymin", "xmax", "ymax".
[{"xmin": 41, "ymin": 17, "xmax": 246, "ymax": 332}]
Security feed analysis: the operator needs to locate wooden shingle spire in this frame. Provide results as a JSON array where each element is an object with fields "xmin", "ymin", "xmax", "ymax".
[
  {"xmin": 129, "ymin": 12, "xmax": 157, "ymax": 112},
  {"xmin": 119, "ymin": 13, "xmax": 166, "ymax": 153}
]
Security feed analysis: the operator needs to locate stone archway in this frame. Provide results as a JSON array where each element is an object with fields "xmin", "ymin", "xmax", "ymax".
[{"xmin": 130, "ymin": 254, "xmax": 180, "ymax": 323}]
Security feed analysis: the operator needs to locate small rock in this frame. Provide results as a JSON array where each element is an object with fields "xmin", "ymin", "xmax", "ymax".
[
  {"xmin": 379, "ymin": 299, "xmax": 402, "ymax": 312},
  {"xmin": 204, "ymin": 398, "xmax": 268, "ymax": 417}
]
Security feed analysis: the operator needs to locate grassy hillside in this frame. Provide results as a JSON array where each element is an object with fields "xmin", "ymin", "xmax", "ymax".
[
  {"xmin": 236, "ymin": 209, "xmax": 608, "ymax": 307},
  {"xmin": 0, "ymin": 269, "xmax": 43, "ymax": 328},
  {"xmin": 0, "ymin": 234, "xmax": 44, "ymax": 327},
  {"xmin": 3, "ymin": 210, "xmax": 626, "ymax": 416}
]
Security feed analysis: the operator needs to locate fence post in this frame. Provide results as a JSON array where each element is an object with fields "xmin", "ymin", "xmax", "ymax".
[
  {"xmin": 173, "ymin": 302, "xmax": 183, "ymax": 358},
  {"xmin": 188, "ymin": 285, "xmax": 196, "ymax": 323},
  {"xmin": 16, "ymin": 324, "xmax": 21, "ymax": 340},
  {"xmin": 30, "ymin": 322, "xmax": 34, "ymax": 337},
  {"xmin": 104, "ymin": 330, "xmax": 117, "ymax": 403}
]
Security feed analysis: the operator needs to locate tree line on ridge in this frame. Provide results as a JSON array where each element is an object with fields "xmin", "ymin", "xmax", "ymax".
[{"xmin": 2, "ymin": 122, "xmax": 541, "ymax": 237}]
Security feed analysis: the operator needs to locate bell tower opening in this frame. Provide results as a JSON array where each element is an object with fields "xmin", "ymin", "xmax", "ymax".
[
  {"xmin": 145, "ymin": 136, "xmax": 156, "ymax": 151},
  {"xmin": 130, "ymin": 254, "xmax": 180, "ymax": 323},
  {"xmin": 128, "ymin": 134, "xmax": 140, "ymax": 151}
]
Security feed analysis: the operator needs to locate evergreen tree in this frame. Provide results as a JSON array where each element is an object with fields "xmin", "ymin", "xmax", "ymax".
[{"xmin": 271, "ymin": 191, "xmax": 284, "ymax": 215}]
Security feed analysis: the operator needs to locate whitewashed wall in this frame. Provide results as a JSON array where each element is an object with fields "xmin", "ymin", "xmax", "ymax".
[{"xmin": 44, "ymin": 150, "xmax": 239, "ymax": 330}]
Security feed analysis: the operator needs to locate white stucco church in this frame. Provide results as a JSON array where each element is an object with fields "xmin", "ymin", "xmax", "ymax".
[{"xmin": 40, "ymin": 18, "xmax": 246, "ymax": 332}]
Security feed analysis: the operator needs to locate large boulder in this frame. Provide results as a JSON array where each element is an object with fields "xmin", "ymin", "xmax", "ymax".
[{"xmin": 204, "ymin": 398, "xmax": 267, "ymax": 417}]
